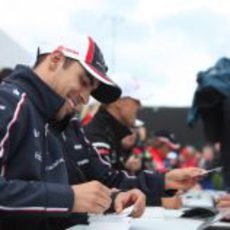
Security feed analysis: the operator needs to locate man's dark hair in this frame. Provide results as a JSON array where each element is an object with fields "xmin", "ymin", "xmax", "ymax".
[{"xmin": 0, "ymin": 67, "xmax": 13, "ymax": 83}]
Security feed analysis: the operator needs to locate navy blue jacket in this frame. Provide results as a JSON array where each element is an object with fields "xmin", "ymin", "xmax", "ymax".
[
  {"xmin": 0, "ymin": 65, "xmax": 84, "ymax": 229},
  {"xmin": 85, "ymin": 107, "xmax": 132, "ymax": 170}
]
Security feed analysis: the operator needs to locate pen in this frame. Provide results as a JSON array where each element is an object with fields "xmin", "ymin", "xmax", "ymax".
[{"xmin": 202, "ymin": 167, "xmax": 222, "ymax": 175}]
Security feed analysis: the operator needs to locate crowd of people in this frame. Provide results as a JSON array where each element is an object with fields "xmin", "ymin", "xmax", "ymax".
[
  {"xmin": 0, "ymin": 34, "xmax": 229, "ymax": 230},
  {"xmin": 80, "ymin": 103, "xmax": 223, "ymax": 190}
]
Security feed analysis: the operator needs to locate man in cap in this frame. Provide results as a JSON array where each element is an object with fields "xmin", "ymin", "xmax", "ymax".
[
  {"xmin": 0, "ymin": 36, "xmax": 146, "ymax": 229},
  {"xmin": 84, "ymin": 73, "xmax": 144, "ymax": 170}
]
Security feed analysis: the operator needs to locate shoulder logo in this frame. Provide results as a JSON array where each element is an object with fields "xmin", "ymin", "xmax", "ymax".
[
  {"xmin": 12, "ymin": 89, "xmax": 21, "ymax": 97},
  {"xmin": 74, "ymin": 144, "xmax": 82, "ymax": 150},
  {"xmin": 33, "ymin": 129, "xmax": 40, "ymax": 138},
  {"xmin": 0, "ymin": 105, "xmax": 6, "ymax": 110},
  {"xmin": 34, "ymin": 151, "xmax": 42, "ymax": 162}
]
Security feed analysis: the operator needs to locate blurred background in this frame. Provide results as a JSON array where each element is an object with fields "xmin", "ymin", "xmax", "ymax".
[{"xmin": 1, "ymin": 0, "xmax": 230, "ymax": 148}]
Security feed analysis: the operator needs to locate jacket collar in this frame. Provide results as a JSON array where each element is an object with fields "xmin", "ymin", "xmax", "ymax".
[
  {"xmin": 5, "ymin": 65, "xmax": 65, "ymax": 122},
  {"xmin": 97, "ymin": 107, "xmax": 131, "ymax": 141}
]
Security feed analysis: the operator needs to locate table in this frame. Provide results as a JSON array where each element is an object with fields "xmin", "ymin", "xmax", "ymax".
[{"xmin": 68, "ymin": 207, "xmax": 230, "ymax": 230}]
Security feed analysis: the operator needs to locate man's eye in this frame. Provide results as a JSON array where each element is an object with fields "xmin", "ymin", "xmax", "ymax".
[
  {"xmin": 81, "ymin": 80, "xmax": 88, "ymax": 87},
  {"xmin": 81, "ymin": 78, "xmax": 90, "ymax": 88}
]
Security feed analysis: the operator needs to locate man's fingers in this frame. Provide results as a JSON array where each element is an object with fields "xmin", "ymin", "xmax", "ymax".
[
  {"xmin": 84, "ymin": 189, "xmax": 112, "ymax": 214},
  {"xmin": 166, "ymin": 180, "xmax": 190, "ymax": 190},
  {"xmin": 216, "ymin": 194, "xmax": 230, "ymax": 209},
  {"xmin": 71, "ymin": 181, "xmax": 112, "ymax": 213},
  {"xmin": 217, "ymin": 200, "xmax": 230, "ymax": 208},
  {"xmin": 114, "ymin": 194, "xmax": 125, "ymax": 214},
  {"xmin": 110, "ymin": 188, "xmax": 120, "ymax": 193},
  {"xmin": 132, "ymin": 195, "xmax": 146, "ymax": 218},
  {"xmin": 98, "ymin": 183, "xmax": 112, "ymax": 197},
  {"xmin": 218, "ymin": 195, "xmax": 230, "ymax": 201},
  {"xmin": 128, "ymin": 191, "xmax": 146, "ymax": 218},
  {"xmin": 189, "ymin": 168, "xmax": 207, "ymax": 178},
  {"xmin": 115, "ymin": 191, "xmax": 136, "ymax": 214},
  {"xmin": 167, "ymin": 179, "xmax": 197, "ymax": 190},
  {"xmin": 180, "ymin": 168, "xmax": 207, "ymax": 179},
  {"xmin": 95, "ymin": 193, "xmax": 112, "ymax": 211},
  {"xmin": 95, "ymin": 186, "xmax": 113, "ymax": 211},
  {"xmin": 114, "ymin": 190, "xmax": 146, "ymax": 218},
  {"xmin": 114, "ymin": 193, "xmax": 128, "ymax": 214}
]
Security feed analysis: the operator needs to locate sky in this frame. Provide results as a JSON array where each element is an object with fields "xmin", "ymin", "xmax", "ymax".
[{"xmin": 0, "ymin": 0, "xmax": 230, "ymax": 106}]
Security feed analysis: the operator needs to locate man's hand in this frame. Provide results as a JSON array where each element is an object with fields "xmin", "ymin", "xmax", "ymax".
[
  {"xmin": 216, "ymin": 195, "xmax": 230, "ymax": 220},
  {"xmin": 217, "ymin": 194, "xmax": 230, "ymax": 208},
  {"xmin": 161, "ymin": 196, "xmax": 182, "ymax": 209},
  {"xmin": 165, "ymin": 167, "xmax": 206, "ymax": 190},
  {"xmin": 114, "ymin": 189, "xmax": 146, "ymax": 218},
  {"xmin": 71, "ymin": 181, "xmax": 112, "ymax": 214}
]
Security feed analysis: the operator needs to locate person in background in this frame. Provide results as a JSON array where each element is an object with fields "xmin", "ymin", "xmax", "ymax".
[
  {"xmin": 165, "ymin": 152, "xmax": 179, "ymax": 170},
  {"xmin": 199, "ymin": 144, "xmax": 219, "ymax": 189},
  {"xmin": 179, "ymin": 145, "xmax": 198, "ymax": 168},
  {"xmin": 146, "ymin": 130, "xmax": 181, "ymax": 173},
  {"xmin": 122, "ymin": 128, "xmax": 143, "ymax": 175},
  {"xmin": 123, "ymin": 119, "xmax": 153, "ymax": 175}
]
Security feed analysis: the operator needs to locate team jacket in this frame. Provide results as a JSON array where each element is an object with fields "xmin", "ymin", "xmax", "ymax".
[
  {"xmin": 0, "ymin": 65, "xmax": 86, "ymax": 230},
  {"xmin": 84, "ymin": 107, "xmax": 131, "ymax": 170},
  {"xmin": 81, "ymin": 107, "xmax": 165, "ymax": 205}
]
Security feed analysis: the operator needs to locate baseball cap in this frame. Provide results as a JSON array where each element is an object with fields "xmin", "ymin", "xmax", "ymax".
[
  {"xmin": 154, "ymin": 130, "xmax": 180, "ymax": 150},
  {"xmin": 37, "ymin": 36, "xmax": 121, "ymax": 103}
]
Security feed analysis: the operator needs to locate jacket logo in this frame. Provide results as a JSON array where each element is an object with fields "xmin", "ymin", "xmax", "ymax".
[
  {"xmin": 34, "ymin": 151, "xmax": 42, "ymax": 162},
  {"xmin": 74, "ymin": 144, "xmax": 82, "ymax": 150},
  {"xmin": 12, "ymin": 89, "xmax": 20, "ymax": 96},
  {"xmin": 45, "ymin": 124, "xmax": 49, "ymax": 137},
  {"xmin": 0, "ymin": 105, "xmax": 6, "ymax": 110},
  {"xmin": 45, "ymin": 158, "xmax": 64, "ymax": 171},
  {"xmin": 33, "ymin": 129, "xmax": 40, "ymax": 138},
  {"xmin": 62, "ymin": 132, "xmax": 67, "ymax": 141},
  {"xmin": 77, "ymin": 159, "xmax": 89, "ymax": 166}
]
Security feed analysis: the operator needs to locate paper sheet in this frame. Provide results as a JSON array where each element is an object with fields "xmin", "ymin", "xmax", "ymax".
[{"xmin": 87, "ymin": 205, "xmax": 134, "ymax": 230}]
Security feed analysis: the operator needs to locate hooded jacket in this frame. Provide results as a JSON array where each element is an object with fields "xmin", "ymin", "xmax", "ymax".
[{"xmin": 0, "ymin": 65, "xmax": 85, "ymax": 229}]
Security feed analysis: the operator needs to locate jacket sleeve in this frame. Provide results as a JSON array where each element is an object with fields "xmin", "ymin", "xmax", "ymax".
[
  {"xmin": 69, "ymin": 124, "xmax": 165, "ymax": 206},
  {"xmin": 87, "ymin": 145, "xmax": 165, "ymax": 206},
  {"xmin": 0, "ymin": 90, "xmax": 74, "ymax": 217},
  {"xmin": 84, "ymin": 123, "xmax": 114, "ymax": 164}
]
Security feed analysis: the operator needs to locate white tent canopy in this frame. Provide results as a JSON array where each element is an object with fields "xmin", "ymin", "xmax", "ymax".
[{"xmin": 0, "ymin": 29, "xmax": 31, "ymax": 69}]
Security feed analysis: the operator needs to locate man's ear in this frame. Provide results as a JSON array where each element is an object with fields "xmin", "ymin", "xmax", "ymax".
[
  {"xmin": 48, "ymin": 51, "xmax": 65, "ymax": 71},
  {"xmin": 114, "ymin": 98, "xmax": 123, "ymax": 109}
]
